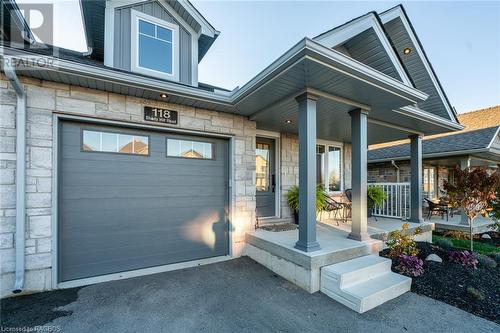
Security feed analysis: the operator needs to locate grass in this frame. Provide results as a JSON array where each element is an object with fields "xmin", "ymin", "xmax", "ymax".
[{"xmin": 432, "ymin": 235, "xmax": 499, "ymax": 254}]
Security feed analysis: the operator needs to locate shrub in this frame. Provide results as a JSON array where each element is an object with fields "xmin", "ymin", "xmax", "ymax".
[
  {"xmin": 287, "ymin": 185, "xmax": 327, "ymax": 213},
  {"xmin": 367, "ymin": 186, "xmax": 386, "ymax": 208},
  {"xmin": 386, "ymin": 223, "xmax": 422, "ymax": 259},
  {"xmin": 466, "ymin": 287, "xmax": 484, "ymax": 300},
  {"xmin": 476, "ymin": 254, "xmax": 497, "ymax": 268},
  {"xmin": 434, "ymin": 238, "xmax": 453, "ymax": 250},
  {"xmin": 395, "ymin": 254, "xmax": 424, "ymax": 277},
  {"xmin": 489, "ymin": 252, "xmax": 500, "ymax": 263},
  {"xmin": 449, "ymin": 250, "xmax": 478, "ymax": 269},
  {"xmin": 443, "ymin": 230, "xmax": 469, "ymax": 240}
]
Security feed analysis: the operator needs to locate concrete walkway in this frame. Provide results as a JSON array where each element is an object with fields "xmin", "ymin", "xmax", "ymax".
[{"xmin": 3, "ymin": 257, "xmax": 498, "ymax": 333}]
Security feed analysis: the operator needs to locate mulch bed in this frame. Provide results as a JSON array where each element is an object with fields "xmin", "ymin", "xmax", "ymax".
[{"xmin": 381, "ymin": 242, "xmax": 500, "ymax": 324}]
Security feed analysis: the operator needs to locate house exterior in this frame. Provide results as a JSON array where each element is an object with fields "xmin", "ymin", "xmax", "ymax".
[
  {"xmin": 368, "ymin": 106, "xmax": 500, "ymax": 198},
  {"xmin": 1, "ymin": 1, "xmax": 462, "ymax": 298}
]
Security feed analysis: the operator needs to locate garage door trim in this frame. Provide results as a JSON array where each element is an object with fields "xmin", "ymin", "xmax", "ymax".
[{"xmin": 51, "ymin": 113, "xmax": 236, "ymax": 289}]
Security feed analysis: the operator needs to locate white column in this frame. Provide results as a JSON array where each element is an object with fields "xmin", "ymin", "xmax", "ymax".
[
  {"xmin": 295, "ymin": 93, "xmax": 320, "ymax": 252},
  {"xmin": 348, "ymin": 109, "xmax": 370, "ymax": 241}
]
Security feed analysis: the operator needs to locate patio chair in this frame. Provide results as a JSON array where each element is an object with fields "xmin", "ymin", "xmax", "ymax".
[
  {"xmin": 424, "ymin": 198, "xmax": 449, "ymax": 221},
  {"xmin": 345, "ymin": 189, "xmax": 352, "ymax": 202},
  {"xmin": 320, "ymin": 196, "xmax": 345, "ymax": 225}
]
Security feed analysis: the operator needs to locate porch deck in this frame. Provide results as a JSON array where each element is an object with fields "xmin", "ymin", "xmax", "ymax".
[
  {"xmin": 429, "ymin": 214, "xmax": 496, "ymax": 234},
  {"xmin": 244, "ymin": 217, "xmax": 434, "ymax": 293}
]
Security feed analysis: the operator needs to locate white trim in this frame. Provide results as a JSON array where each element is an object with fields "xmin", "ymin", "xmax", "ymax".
[
  {"xmin": 379, "ymin": 6, "xmax": 457, "ymax": 123},
  {"xmin": 130, "ymin": 10, "xmax": 180, "ymax": 81},
  {"xmin": 104, "ymin": 4, "xmax": 114, "ymax": 67},
  {"xmin": 58, "ymin": 255, "xmax": 232, "ymax": 289},
  {"xmin": 256, "ymin": 130, "xmax": 281, "ymax": 218},
  {"xmin": 316, "ymin": 139, "xmax": 344, "ymax": 194},
  {"xmin": 486, "ymin": 126, "xmax": 500, "ymax": 149},
  {"xmin": 52, "ymin": 113, "xmax": 236, "ymax": 286},
  {"xmin": 177, "ymin": 0, "xmax": 219, "ymax": 37},
  {"xmin": 314, "ymin": 13, "xmax": 413, "ymax": 87},
  {"xmin": 395, "ymin": 106, "xmax": 463, "ymax": 131}
]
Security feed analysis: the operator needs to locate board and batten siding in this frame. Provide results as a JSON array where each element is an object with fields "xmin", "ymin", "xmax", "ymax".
[{"xmin": 113, "ymin": 1, "xmax": 192, "ymax": 85}]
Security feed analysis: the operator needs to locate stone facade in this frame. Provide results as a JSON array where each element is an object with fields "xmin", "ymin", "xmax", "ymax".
[{"xmin": 0, "ymin": 74, "xmax": 256, "ymax": 297}]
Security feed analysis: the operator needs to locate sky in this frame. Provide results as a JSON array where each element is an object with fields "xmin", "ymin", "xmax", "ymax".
[{"xmin": 16, "ymin": 0, "xmax": 500, "ymax": 113}]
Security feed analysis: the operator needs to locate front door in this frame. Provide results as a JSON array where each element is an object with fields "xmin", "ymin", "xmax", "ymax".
[{"xmin": 256, "ymin": 137, "xmax": 276, "ymax": 217}]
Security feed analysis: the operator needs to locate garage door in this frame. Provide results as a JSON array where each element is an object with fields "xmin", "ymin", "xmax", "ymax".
[{"xmin": 58, "ymin": 121, "xmax": 229, "ymax": 282}]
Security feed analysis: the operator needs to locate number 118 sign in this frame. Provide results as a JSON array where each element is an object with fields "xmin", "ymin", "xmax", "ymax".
[{"xmin": 144, "ymin": 106, "xmax": 178, "ymax": 124}]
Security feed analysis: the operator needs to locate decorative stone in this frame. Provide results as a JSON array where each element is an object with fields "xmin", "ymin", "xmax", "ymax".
[
  {"xmin": 481, "ymin": 234, "xmax": 492, "ymax": 239},
  {"xmin": 425, "ymin": 254, "xmax": 442, "ymax": 263}
]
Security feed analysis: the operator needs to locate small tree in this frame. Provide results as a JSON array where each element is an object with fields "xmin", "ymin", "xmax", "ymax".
[{"xmin": 443, "ymin": 166, "xmax": 500, "ymax": 251}]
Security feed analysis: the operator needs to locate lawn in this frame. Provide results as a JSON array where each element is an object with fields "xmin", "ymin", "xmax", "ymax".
[{"xmin": 432, "ymin": 235, "xmax": 499, "ymax": 254}]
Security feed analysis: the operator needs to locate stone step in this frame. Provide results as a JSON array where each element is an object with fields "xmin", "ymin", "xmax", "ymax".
[
  {"xmin": 321, "ymin": 254, "xmax": 391, "ymax": 288},
  {"xmin": 320, "ymin": 255, "xmax": 411, "ymax": 313}
]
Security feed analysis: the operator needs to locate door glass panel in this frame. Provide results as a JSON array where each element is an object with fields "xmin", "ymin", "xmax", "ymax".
[
  {"xmin": 101, "ymin": 132, "xmax": 117, "ymax": 152},
  {"xmin": 328, "ymin": 147, "xmax": 341, "ymax": 191},
  {"xmin": 82, "ymin": 130, "xmax": 100, "ymax": 151},
  {"xmin": 256, "ymin": 143, "xmax": 270, "ymax": 192},
  {"xmin": 118, "ymin": 134, "xmax": 134, "ymax": 153}
]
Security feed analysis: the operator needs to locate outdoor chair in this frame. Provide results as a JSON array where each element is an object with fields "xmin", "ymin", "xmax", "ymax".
[
  {"xmin": 320, "ymin": 197, "xmax": 345, "ymax": 225},
  {"xmin": 424, "ymin": 198, "xmax": 449, "ymax": 221}
]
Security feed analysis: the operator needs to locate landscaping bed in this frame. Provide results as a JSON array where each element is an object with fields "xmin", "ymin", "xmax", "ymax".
[{"xmin": 381, "ymin": 241, "xmax": 500, "ymax": 323}]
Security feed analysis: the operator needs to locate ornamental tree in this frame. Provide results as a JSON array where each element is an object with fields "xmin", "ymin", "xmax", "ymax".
[{"xmin": 443, "ymin": 166, "xmax": 500, "ymax": 251}]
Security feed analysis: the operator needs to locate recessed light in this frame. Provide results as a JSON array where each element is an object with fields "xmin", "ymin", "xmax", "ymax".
[
  {"xmin": 403, "ymin": 47, "xmax": 412, "ymax": 55},
  {"xmin": 285, "ymin": 119, "xmax": 292, "ymax": 124},
  {"xmin": 160, "ymin": 93, "xmax": 168, "ymax": 98}
]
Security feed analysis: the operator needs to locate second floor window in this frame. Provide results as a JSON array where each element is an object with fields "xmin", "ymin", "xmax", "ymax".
[{"xmin": 131, "ymin": 10, "xmax": 179, "ymax": 80}]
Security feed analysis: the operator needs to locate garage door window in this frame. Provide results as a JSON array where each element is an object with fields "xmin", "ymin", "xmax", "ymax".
[
  {"xmin": 167, "ymin": 138, "xmax": 213, "ymax": 159},
  {"xmin": 82, "ymin": 130, "xmax": 149, "ymax": 155}
]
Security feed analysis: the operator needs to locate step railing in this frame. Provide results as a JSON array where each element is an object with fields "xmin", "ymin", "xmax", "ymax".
[{"xmin": 368, "ymin": 182, "xmax": 410, "ymax": 219}]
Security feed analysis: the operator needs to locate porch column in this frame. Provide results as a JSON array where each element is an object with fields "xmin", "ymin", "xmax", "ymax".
[
  {"xmin": 409, "ymin": 134, "xmax": 424, "ymax": 223},
  {"xmin": 459, "ymin": 157, "xmax": 471, "ymax": 225},
  {"xmin": 295, "ymin": 93, "xmax": 320, "ymax": 252},
  {"xmin": 348, "ymin": 109, "xmax": 370, "ymax": 241}
]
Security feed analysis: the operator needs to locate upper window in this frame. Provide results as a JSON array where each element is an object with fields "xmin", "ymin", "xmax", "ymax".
[
  {"xmin": 82, "ymin": 130, "xmax": 149, "ymax": 155},
  {"xmin": 423, "ymin": 167, "xmax": 436, "ymax": 199},
  {"xmin": 317, "ymin": 143, "xmax": 343, "ymax": 192},
  {"xmin": 166, "ymin": 138, "xmax": 214, "ymax": 159},
  {"xmin": 131, "ymin": 10, "xmax": 179, "ymax": 81}
]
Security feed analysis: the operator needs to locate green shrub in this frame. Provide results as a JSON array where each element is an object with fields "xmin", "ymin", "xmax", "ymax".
[
  {"xmin": 475, "ymin": 254, "xmax": 497, "ymax": 268},
  {"xmin": 287, "ymin": 185, "xmax": 327, "ymax": 213},
  {"xmin": 367, "ymin": 186, "xmax": 386, "ymax": 207},
  {"xmin": 434, "ymin": 238, "xmax": 453, "ymax": 250},
  {"xmin": 386, "ymin": 223, "xmax": 422, "ymax": 259},
  {"xmin": 488, "ymin": 252, "xmax": 500, "ymax": 264},
  {"xmin": 466, "ymin": 287, "xmax": 484, "ymax": 300}
]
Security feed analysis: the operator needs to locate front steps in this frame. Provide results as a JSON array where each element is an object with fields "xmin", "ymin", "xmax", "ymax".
[{"xmin": 320, "ymin": 254, "xmax": 411, "ymax": 313}]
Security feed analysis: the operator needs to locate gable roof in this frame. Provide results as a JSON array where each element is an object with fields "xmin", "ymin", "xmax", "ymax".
[
  {"xmin": 314, "ymin": 11, "xmax": 413, "ymax": 86},
  {"xmin": 368, "ymin": 126, "xmax": 500, "ymax": 162},
  {"xmin": 80, "ymin": 0, "xmax": 219, "ymax": 62},
  {"xmin": 379, "ymin": 5, "xmax": 457, "ymax": 123}
]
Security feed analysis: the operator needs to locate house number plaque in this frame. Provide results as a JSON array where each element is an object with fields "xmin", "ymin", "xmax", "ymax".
[{"xmin": 144, "ymin": 106, "xmax": 178, "ymax": 124}]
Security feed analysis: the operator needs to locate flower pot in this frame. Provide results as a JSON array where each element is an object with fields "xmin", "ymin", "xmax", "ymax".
[{"xmin": 293, "ymin": 210, "xmax": 299, "ymax": 225}]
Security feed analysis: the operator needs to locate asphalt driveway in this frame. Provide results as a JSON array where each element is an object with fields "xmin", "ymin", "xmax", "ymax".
[{"xmin": 2, "ymin": 257, "xmax": 498, "ymax": 333}]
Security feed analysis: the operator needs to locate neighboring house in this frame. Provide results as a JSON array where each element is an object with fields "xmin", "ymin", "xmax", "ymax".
[
  {"xmin": 1, "ymin": 1, "xmax": 462, "ymax": 300},
  {"xmin": 368, "ymin": 106, "xmax": 500, "ymax": 199}
]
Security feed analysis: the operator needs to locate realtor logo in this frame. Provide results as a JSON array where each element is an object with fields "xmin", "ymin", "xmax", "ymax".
[{"xmin": 8, "ymin": 3, "xmax": 54, "ymax": 49}]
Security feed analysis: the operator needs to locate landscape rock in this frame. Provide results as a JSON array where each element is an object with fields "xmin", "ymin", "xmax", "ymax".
[
  {"xmin": 425, "ymin": 254, "xmax": 443, "ymax": 263},
  {"xmin": 481, "ymin": 234, "xmax": 491, "ymax": 239}
]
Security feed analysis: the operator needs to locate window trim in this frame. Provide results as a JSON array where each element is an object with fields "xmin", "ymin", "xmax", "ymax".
[
  {"xmin": 423, "ymin": 165, "xmax": 437, "ymax": 199},
  {"xmin": 130, "ymin": 10, "xmax": 180, "ymax": 81},
  {"xmin": 80, "ymin": 128, "xmax": 150, "ymax": 157},
  {"xmin": 316, "ymin": 140, "xmax": 344, "ymax": 194},
  {"xmin": 166, "ymin": 137, "xmax": 215, "ymax": 160}
]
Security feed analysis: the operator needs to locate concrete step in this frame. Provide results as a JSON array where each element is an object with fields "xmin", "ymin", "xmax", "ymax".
[
  {"xmin": 320, "ymin": 255, "xmax": 411, "ymax": 313},
  {"xmin": 256, "ymin": 217, "xmax": 293, "ymax": 226},
  {"xmin": 321, "ymin": 254, "xmax": 391, "ymax": 288}
]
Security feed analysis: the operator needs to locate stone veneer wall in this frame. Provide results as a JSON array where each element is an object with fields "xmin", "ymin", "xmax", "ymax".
[
  {"xmin": 279, "ymin": 133, "xmax": 352, "ymax": 219},
  {"xmin": 0, "ymin": 74, "xmax": 256, "ymax": 297}
]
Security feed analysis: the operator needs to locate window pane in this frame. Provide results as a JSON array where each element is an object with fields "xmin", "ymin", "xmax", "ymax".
[
  {"xmin": 101, "ymin": 133, "xmax": 117, "ymax": 152},
  {"xmin": 139, "ymin": 19, "xmax": 155, "ymax": 36},
  {"xmin": 256, "ymin": 143, "xmax": 270, "ymax": 192},
  {"xmin": 316, "ymin": 145, "xmax": 325, "ymax": 187},
  {"xmin": 139, "ymin": 35, "xmax": 173, "ymax": 74},
  {"xmin": 167, "ymin": 139, "xmax": 213, "ymax": 159},
  {"xmin": 157, "ymin": 26, "xmax": 172, "ymax": 42},
  {"xmin": 133, "ymin": 136, "xmax": 149, "ymax": 155},
  {"xmin": 83, "ymin": 130, "xmax": 100, "ymax": 151},
  {"xmin": 328, "ymin": 147, "xmax": 341, "ymax": 192},
  {"xmin": 118, "ymin": 134, "xmax": 134, "ymax": 153}
]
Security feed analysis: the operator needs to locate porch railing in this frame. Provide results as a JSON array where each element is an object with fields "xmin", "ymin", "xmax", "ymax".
[{"xmin": 368, "ymin": 182, "xmax": 410, "ymax": 219}]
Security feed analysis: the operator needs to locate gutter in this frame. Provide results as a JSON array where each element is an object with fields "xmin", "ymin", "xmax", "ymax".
[
  {"xmin": 391, "ymin": 160, "xmax": 400, "ymax": 182},
  {"xmin": 3, "ymin": 58, "xmax": 26, "ymax": 293}
]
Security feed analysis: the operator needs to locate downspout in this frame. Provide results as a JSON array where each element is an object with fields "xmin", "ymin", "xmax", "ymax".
[
  {"xmin": 4, "ymin": 59, "xmax": 26, "ymax": 293},
  {"xmin": 391, "ymin": 160, "xmax": 400, "ymax": 183}
]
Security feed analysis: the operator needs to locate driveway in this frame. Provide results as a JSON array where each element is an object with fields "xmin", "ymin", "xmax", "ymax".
[{"xmin": 2, "ymin": 257, "xmax": 498, "ymax": 333}]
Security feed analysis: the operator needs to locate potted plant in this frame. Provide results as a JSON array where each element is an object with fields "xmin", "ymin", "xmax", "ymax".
[
  {"xmin": 287, "ymin": 185, "xmax": 327, "ymax": 224},
  {"xmin": 367, "ymin": 186, "xmax": 386, "ymax": 217}
]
